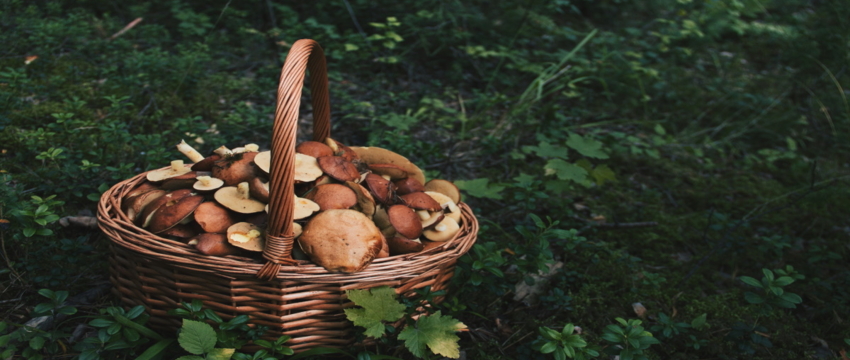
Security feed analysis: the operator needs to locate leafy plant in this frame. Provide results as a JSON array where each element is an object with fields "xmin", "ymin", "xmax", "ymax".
[
  {"xmin": 536, "ymin": 323, "xmax": 599, "ymax": 360},
  {"xmin": 600, "ymin": 318, "xmax": 660, "ymax": 360},
  {"xmin": 740, "ymin": 268, "xmax": 804, "ymax": 314}
]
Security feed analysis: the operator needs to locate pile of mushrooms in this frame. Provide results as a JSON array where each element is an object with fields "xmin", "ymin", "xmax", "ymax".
[{"xmin": 121, "ymin": 139, "xmax": 465, "ymax": 273}]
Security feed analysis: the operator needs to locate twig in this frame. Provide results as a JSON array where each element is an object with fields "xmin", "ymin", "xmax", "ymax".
[{"xmin": 108, "ymin": 18, "xmax": 143, "ymax": 40}]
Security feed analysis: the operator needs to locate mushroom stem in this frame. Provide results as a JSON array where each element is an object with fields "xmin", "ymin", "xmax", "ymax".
[
  {"xmin": 214, "ymin": 146, "xmax": 232, "ymax": 157},
  {"xmin": 237, "ymin": 182, "xmax": 251, "ymax": 200},
  {"xmin": 176, "ymin": 140, "xmax": 205, "ymax": 163},
  {"xmin": 197, "ymin": 176, "xmax": 212, "ymax": 186},
  {"xmin": 170, "ymin": 160, "xmax": 185, "ymax": 172}
]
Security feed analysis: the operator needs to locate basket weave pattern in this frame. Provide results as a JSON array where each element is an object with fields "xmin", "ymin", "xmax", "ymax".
[{"xmin": 97, "ymin": 39, "xmax": 478, "ymax": 350}]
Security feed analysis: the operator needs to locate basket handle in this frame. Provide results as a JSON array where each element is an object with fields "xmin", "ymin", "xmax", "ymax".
[{"xmin": 257, "ymin": 39, "xmax": 331, "ymax": 280}]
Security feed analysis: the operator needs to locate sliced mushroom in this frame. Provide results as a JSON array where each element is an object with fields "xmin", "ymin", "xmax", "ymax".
[
  {"xmin": 227, "ymin": 222, "xmax": 264, "ymax": 252},
  {"xmin": 214, "ymin": 182, "xmax": 266, "ymax": 214},
  {"xmin": 136, "ymin": 189, "xmax": 194, "ymax": 228},
  {"xmin": 123, "ymin": 189, "xmax": 167, "ymax": 221}
]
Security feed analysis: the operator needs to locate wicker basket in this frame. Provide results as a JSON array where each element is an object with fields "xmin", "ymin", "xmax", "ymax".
[{"xmin": 97, "ymin": 39, "xmax": 478, "ymax": 351}]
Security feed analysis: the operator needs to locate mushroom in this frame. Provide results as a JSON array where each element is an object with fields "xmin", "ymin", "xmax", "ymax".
[
  {"xmin": 191, "ymin": 154, "xmax": 222, "ymax": 172},
  {"xmin": 387, "ymin": 235, "xmax": 424, "ymax": 255},
  {"xmin": 293, "ymin": 153, "xmax": 323, "ymax": 182},
  {"xmin": 254, "ymin": 151, "xmax": 271, "ymax": 174},
  {"xmin": 422, "ymin": 216, "xmax": 460, "ymax": 242},
  {"xmin": 214, "ymin": 182, "xmax": 266, "ymax": 214},
  {"xmin": 317, "ymin": 156, "xmax": 360, "ymax": 183},
  {"xmin": 193, "ymin": 175, "xmax": 224, "ymax": 192},
  {"xmin": 123, "ymin": 182, "xmax": 159, "ymax": 200},
  {"xmin": 394, "ymin": 177, "xmax": 425, "ymax": 195},
  {"xmin": 176, "ymin": 140, "xmax": 205, "ymax": 163},
  {"xmin": 146, "ymin": 160, "xmax": 192, "ymax": 182},
  {"xmin": 297, "ymin": 209, "xmax": 383, "ymax": 273},
  {"xmin": 248, "ymin": 177, "xmax": 270, "ymax": 203},
  {"xmin": 161, "ymin": 223, "xmax": 201, "ymax": 240},
  {"xmin": 191, "ymin": 233, "xmax": 245, "ymax": 256},
  {"xmin": 211, "ymin": 151, "xmax": 259, "ymax": 186},
  {"xmin": 227, "ymin": 222, "xmax": 264, "ymax": 251},
  {"xmin": 368, "ymin": 163, "xmax": 410, "ymax": 180},
  {"xmin": 194, "ymin": 201, "xmax": 237, "ymax": 233},
  {"xmin": 364, "ymin": 173, "xmax": 395, "ymax": 205},
  {"xmin": 399, "ymin": 192, "xmax": 442, "ymax": 212},
  {"xmin": 304, "ymin": 183, "xmax": 357, "ymax": 211},
  {"xmin": 122, "ymin": 189, "xmax": 166, "ymax": 221},
  {"xmin": 135, "ymin": 189, "xmax": 194, "ymax": 228},
  {"xmin": 296, "ymin": 141, "xmax": 334, "ymax": 158},
  {"xmin": 345, "ymin": 181, "xmax": 376, "ymax": 218},
  {"xmin": 387, "ymin": 204, "xmax": 423, "ymax": 240},
  {"xmin": 146, "ymin": 194, "xmax": 205, "ymax": 234},
  {"xmin": 372, "ymin": 205, "xmax": 391, "ymax": 229},
  {"xmin": 424, "ymin": 179, "xmax": 462, "ymax": 204},
  {"xmin": 425, "ymin": 191, "xmax": 462, "ymax": 223},
  {"xmin": 293, "ymin": 197, "xmax": 320, "ymax": 220},
  {"xmin": 350, "ymin": 146, "xmax": 426, "ymax": 185}
]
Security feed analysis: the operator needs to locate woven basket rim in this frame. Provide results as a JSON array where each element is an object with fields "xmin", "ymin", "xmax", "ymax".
[{"xmin": 98, "ymin": 169, "xmax": 479, "ymax": 282}]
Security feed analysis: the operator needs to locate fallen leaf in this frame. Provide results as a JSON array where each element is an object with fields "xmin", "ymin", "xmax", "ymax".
[{"xmin": 513, "ymin": 261, "xmax": 564, "ymax": 305}]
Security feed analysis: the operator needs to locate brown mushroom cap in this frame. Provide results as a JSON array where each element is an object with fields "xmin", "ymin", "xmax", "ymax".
[
  {"xmin": 424, "ymin": 179, "xmax": 462, "ymax": 204},
  {"xmin": 350, "ymin": 146, "xmax": 426, "ymax": 185},
  {"xmin": 147, "ymin": 160, "xmax": 193, "ymax": 182},
  {"xmin": 191, "ymin": 154, "xmax": 222, "ymax": 172},
  {"xmin": 364, "ymin": 173, "xmax": 395, "ymax": 205},
  {"xmin": 368, "ymin": 163, "xmax": 410, "ymax": 180},
  {"xmin": 387, "ymin": 204, "xmax": 423, "ymax": 239},
  {"xmin": 304, "ymin": 183, "xmax": 357, "ymax": 211},
  {"xmin": 123, "ymin": 182, "xmax": 159, "ymax": 200},
  {"xmin": 422, "ymin": 216, "xmax": 460, "ymax": 242},
  {"xmin": 214, "ymin": 182, "xmax": 266, "ymax": 214},
  {"xmin": 227, "ymin": 222, "xmax": 264, "ymax": 251},
  {"xmin": 394, "ymin": 177, "xmax": 425, "ymax": 195},
  {"xmin": 376, "ymin": 232, "xmax": 390, "ymax": 258},
  {"xmin": 161, "ymin": 223, "xmax": 201, "ymax": 239},
  {"xmin": 298, "ymin": 209, "xmax": 383, "ymax": 273},
  {"xmin": 212, "ymin": 152, "xmax": 259, "ymax": 186},
  {"xmin": 317, "ymin": 156, "xmax": 360, "ymax": 183},
  {"xmin": 192, "ymin": 233, "xmax": 245, "ymax": 256},
  {"xmin": 160, "ymin": 171, "xmax": 201, "ymax": 190},
  {"xmin": 194, "ymin": 201, "xmax": 237, "ymax": 233},
  {"xmin": 399, "ymin": 192, "xmax": 442, "ymax": 212},
  {"xmin": 296, "ymin": 141, "xmax": 334, "ymax": 158},
  {"xmin": 387, "ymin": 235, "xmax": 424, "ymax": 255},
  {"xmin": 136, "ymin": 189, "xmax": 194, "ymax": 228},
  {"xmin": 147, "ymin": 194, "xmax": 205, "ymax": 234},
  {"xmin": 123, "ymin": 189, "xmax": 167, "ymax": 221},
  {"xmin": 248, "ymin": 177, "xmax": 270, "ymax": 203}
]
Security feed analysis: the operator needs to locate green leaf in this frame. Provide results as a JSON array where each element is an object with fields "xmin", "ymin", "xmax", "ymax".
[
  {"xmin": 544, "ymin": 159, "xmax": 590, "ymax": 185},
  {"xmin": 739, "ymin": 276, "xmax": 762, "ymax": 288},
  {"xmin": 539, "ymin": 341, "xmax": 558, "ymax": 354},
  {"xmin": 691, "ymin": 314, "xmax": 707, "ymax": 330},
  {"xmin": 522, "ymin": 141, "xmax": 569, "ymax": 158},
  {"xmin": 175, "ymin": 356, "xmax": 205, "ymax": 360},
  {"xmin": 398, "ymin": 311, "xmax": 466, "ymax": 359},
  {"xmin": 743, "ymin": 292, "xmax": 764, "ymax": 304},
  {"xmin": 89, "ymin": 318, "xmax": 114, "ymax": 328},
  {"xmin": 779, "ymin": 292, "xmax": 803, "ymax": 304},
  {"xmin": 179, "ymin": 319, "xmax": 217, "ymax": 355},
  {"xmin": 207, "ymin": 348, "xmax": 236, "ymax": 360},
  {"xmin": 114, "ymin": 313, "xmax": 163, "ymax": 340},
  {"xmin": 343, "ymin": 287, "xmax": 406, "ymax": 338},
  {"xmin": 590, "ymin": 164, "xmax": 616, "ymax": 185},
  {"xmin": 453, "ymin": 178, "xmax": 505, "ymax": 199},
  {"xmin": 134, "ymin": 339, "xmax": 175, "ymax": 360},
  {"xmin": 773, "ymin": 276, "xmax": 794, "ymax": 287},
  {"xmin": 23, "ymin": 227, "xmax": 36, "ymax": 237},
  {"xmin": 29, "ymin": 336, "xmax": 45, "ymax": 350},
  {"xmin": 566, "ymin": 133, "xmax": 609, "ymax": 159}
]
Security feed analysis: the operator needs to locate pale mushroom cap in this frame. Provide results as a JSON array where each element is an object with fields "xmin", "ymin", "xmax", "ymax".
[
  {"xmin": 254, "ymin": 151, "xmax": 271, "ymax": 173},
  {"xmin": 227, "ymin": 222, "xmax": 264, "ymax": 251},
  {"xmin": 294, "ymin": 197, "xmax": 321, "ymax": 220},
  {"xmin": 146, "ymin": 160, "xmax": 192, "ymax": 182},
  {"xmin": 424, "ymin": 179, "xmax": 462, "ymax": 204},
  {"xmin": 214, "ymin": 183, "xmax": 266, "ymax": 213},
  {"xmin": 294, "ymin": 153, "xmax": 323, "ymax": 182},
  {"xmin": 422, "ymin": 216, "xmax": 460, "ymax": 242},
  {"xmin": 425, "ymin": 191, "xmax": 462, "ymax": 223},
  {"xmin": 193, "ymin": 176, "xmax": 224, "ymax": 191},
  {"xmin": 298, "ymin": 209, "xmax": 383, "ymax": 273}
]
